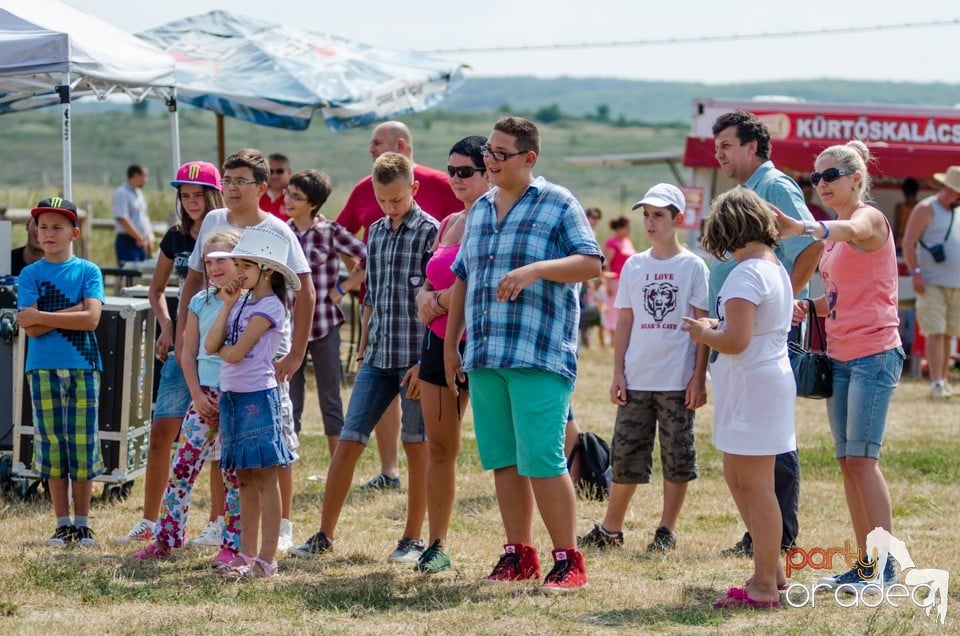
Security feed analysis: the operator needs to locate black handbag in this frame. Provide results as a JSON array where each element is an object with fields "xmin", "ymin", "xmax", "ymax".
[{"xmin": 788, "ymin": 299, "xmax": 833, "ymax": 399}]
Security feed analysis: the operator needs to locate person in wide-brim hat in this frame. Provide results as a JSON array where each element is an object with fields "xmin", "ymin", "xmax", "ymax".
[
  {"xmin": 208, "ymin": 226, "xmax": 301, "ymax": 291},
  {"xmin": 933, "ymin": 165, "xmax": 960, "ymax": 194}
]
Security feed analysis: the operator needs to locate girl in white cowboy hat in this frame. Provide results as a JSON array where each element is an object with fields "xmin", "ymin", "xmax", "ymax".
[{"xmin": 204, "ymin": 226, "xmax": 301, "ymax": 578}]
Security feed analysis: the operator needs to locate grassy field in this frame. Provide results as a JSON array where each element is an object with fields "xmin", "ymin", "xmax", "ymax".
[{"xmin": 0, "ymin": 343, "xmax": 957, "ymax": 635}]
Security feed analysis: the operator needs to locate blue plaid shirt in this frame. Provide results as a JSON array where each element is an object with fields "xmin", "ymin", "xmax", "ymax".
[{"xmin": 452, "ymin": 177, "xmax": 602, "ymax": 383}]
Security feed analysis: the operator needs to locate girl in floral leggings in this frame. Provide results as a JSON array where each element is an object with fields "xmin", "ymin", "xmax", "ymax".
[{"xmin": 131, "ymin": 230, "xmax": 243, "ymax": 565}]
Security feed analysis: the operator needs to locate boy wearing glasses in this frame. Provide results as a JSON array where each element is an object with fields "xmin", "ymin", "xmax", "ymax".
[
  {"xmin": 284, "ymin": 169, "xmax": 367, "ymax": 455},
  {"xmin": 711, "ymin": 110, "xmax": 821, "ymax": 558},
  {"xmin": 443, "ymin": 117, "xmax": 603, "ymax": 593},
  {"xmin": 177, "ymin": 148, "xmax": 316, "ymax": 550}
]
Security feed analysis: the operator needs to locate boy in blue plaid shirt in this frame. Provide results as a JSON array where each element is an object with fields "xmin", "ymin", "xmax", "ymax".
[
  {"xmin": 17, "ymin": 197, "xmax": 105, "ymax": 547},
  {"xmin": 444, "ymin": 117, "xmax": 603, "ymax": 593},
  {"xmin": 292, "ymin": 152, "xmax": 439, "ymax": 563}
]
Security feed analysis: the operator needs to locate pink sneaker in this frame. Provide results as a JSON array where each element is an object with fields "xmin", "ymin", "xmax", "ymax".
[
  {"xmin": 130, "ymin": 542, "xmax": 171, "ymax": 560},
  {"xmin": 211, "ymin": 547, "xmax": 238, "ymax": 571}
]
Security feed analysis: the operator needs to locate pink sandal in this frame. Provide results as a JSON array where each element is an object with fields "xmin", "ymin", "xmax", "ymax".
[
  {"xmin": 216, "ymin": 551, "xmax": 254, "ymax": 576},
  {"xmin": 237, "ymin": 556, "xmax": 278, "ymax": 579},
  {"xmin": 211, "ymin": 547, "xmax": 238, "ymax": 571}
]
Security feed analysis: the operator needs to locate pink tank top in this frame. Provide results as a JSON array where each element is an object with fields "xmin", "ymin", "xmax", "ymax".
[
  {"xmin": 818, "ymin": 221, "xmax": 901, "ymax": 362},
  {"xmin": 425, "ymin": 240, "xmax": 462, "ymax": 339}
]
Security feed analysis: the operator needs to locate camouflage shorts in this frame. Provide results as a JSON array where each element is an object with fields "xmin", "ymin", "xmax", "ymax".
[{"xmin": 611, "ymin": 390, "xmax": 698, "ymax": 484}]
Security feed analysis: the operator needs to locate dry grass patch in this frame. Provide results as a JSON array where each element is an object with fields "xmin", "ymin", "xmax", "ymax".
[{"xmin": 0, "ymin": 346, "xmax": 957, "ymax": 634}]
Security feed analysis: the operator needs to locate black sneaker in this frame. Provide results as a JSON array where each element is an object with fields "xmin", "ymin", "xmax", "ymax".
[
  {"xmin": 45, "ymin": 525, "xmax": 76, "ymax": 547},
  {"xmin": 288, "ymin": 530, "xmax": 333, "ymax": 557},
  {"xmin": 720, "ymin": 532, "xmax": 753, "ymax": 557},
  {"xmin": 577, "ymin": 524, "xmax": 624, "ymax": 550},
  {"xmin": 75, "ymin": 525, "xmax": 96, "ymax": 547},
  {"xmin": 355, "ymin": 473, "xmax": 401, "ymax": 492},
  {"xmin": 646, "ymin": 526, "xmax": 676, "ymax": 553}
]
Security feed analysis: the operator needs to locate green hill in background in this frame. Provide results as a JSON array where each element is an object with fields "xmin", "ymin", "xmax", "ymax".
[{"xmin": 443, "ymin": 76, "xmax": 960, "ymax": 123}]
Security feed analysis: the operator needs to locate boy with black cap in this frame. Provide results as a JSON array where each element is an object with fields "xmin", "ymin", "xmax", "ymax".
[{"xmin": 17, "ymin": 197, "xmax": 105, "ymax": 547}]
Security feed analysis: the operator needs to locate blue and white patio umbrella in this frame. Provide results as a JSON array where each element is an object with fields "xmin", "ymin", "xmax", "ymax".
[{"xmin": 137, "ymin": 10, "xmax": 466, "ymax": 132}]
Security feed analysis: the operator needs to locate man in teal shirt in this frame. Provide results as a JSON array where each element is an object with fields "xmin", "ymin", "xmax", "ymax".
[{"xmin": 709, "ymin": 110, "xmax": 823, "ymax": 557}]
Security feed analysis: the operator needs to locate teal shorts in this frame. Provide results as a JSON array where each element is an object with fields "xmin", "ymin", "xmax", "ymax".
[{"xmin": 467, "ymin": 368, "xmax": 571, "ymax": 478}]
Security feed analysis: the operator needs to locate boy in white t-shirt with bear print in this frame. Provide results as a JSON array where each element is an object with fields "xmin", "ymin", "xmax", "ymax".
[{"xmin": 578, "ymin": 183, "xmax": 709, "ymax": 553}]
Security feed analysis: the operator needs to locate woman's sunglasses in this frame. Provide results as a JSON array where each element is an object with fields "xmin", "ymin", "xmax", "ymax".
[
  {"xmin": 810, "ymin": 168, "xmax": 851, "ymax": 186},
  {"xmin": 447, "ymin": 165, "xmax": 485, "ymax": 179}
]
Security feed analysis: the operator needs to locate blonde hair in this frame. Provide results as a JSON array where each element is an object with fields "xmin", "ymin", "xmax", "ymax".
[
  {"xmin": 202, "ymin": 229, "xmax": 241, "ymax": 300},
  {"xmin": 372, "ymin": 151, "xmax": 414, "ymax": 185},
  {"xmin": 816, "ymin": 140, "xmax": 873, "ymax": 201},
  {"xmin": 701, "ymin": 188, "xmax": 779, "ymax": 260}
]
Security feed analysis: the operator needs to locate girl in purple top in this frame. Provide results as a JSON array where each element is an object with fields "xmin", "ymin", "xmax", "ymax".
[
  {"xmin": 412, "ymin": 136, "xmax": 489, "ymax": 573},
  {"xmin": 204, "ymin": 227, "xmax": 300, "ymax": 578}
]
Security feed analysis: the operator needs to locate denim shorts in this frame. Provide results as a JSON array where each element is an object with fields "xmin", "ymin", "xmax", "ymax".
[
  {"xmin": 339, "ymin": 364, "xmax": 425, "ymax": 445},
  {"xmin": 468, "ymin": 368, "xmax": 571, "ymax": 479},
  {"xmin": 219, "ymin": 388, "xmax": 293, "ymax": 470},
  {"xmin": 153, "ymin": 353, "xmax": 192, "ymax": 419},
  {"xmin": 826, "ymin": 347, "xmax": 904, "ymax": 459}
]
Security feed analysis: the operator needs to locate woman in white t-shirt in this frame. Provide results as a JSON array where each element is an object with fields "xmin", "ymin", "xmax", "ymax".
[{"xmin": 683, "ymin": 188, "xmax": 795, "ymax": 609}]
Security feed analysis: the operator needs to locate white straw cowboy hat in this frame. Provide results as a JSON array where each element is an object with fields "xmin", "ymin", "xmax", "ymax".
[
  {"xmin": 933, "ymin": 166, "xmax": 960, "ymax": 194},
  {"xmin": 207, "ymin": 226, "xmax": 301, "ymax": 291}
]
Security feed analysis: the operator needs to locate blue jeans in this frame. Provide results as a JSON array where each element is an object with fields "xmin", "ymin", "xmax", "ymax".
[
  {"xmin": 339, "ymin": 364, "xmax": 425, "ymax": 445},
  {"xmin": 826, "ymin": 347, "xmax": 904, "ymax": 459},
  {"xmin": 115, "ymin": 233, "xmax": 146, "ymax": 265}
]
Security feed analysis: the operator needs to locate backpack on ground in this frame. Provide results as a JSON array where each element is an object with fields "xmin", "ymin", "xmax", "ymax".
[{"xmin": 567, "ymin": 432, "xmax": 611, "ymax": 500}]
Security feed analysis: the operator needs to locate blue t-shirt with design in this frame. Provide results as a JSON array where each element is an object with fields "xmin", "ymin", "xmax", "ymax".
[{"xmin": 18, "ymin": 257, "xmax": 105, "ymax": 372}]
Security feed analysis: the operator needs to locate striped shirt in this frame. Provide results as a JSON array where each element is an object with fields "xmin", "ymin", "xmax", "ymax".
[
  {"xmin": 289, "ymin": 217, "xmax": 368, "ymax": 340},
  {"xmin": 451, "ymin": 177, "xmax": 602, "ymax": 383},
  {"xmin": 363, "ymin": 204, "xmax": 439, "ymax": 369}
]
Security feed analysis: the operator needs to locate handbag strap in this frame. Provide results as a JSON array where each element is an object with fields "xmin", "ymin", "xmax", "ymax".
[{"xmin": 804, "ymin": 298, "xmax": 826, "ymax": 350}]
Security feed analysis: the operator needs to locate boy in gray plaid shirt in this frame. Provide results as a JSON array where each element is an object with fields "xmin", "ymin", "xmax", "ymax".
[{"xmin": 291, "ymin": 152, "xmax": 439, "ymax": 563}]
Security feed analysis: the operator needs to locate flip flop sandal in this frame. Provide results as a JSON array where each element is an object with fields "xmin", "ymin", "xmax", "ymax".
[
  {"xmin": 237, "ymin": 557, "xmax": 278, "ymax": 579},
  {"xmin": 216, "ymin": 551, "xmax": 255, "ymax": 576},
  {"xmin": 713, "ymin": 586, "xmax": 781, "ymax": 609}
]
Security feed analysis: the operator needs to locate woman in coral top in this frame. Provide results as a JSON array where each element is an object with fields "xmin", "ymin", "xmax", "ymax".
[
  {"xmin": 602, "ymin": 216, "xmax": 636, "ymax": 337},
  {"xmin": 777, "ymin": 140, "xmax": 903, "ymax": 592}
]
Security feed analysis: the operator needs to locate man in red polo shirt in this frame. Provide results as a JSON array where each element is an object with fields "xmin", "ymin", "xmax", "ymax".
[
  {"xmin": 338, "ymin": 120, "xmax": 462, "ymax": 492},
  {"xmin": 260, "ymin": 153, "xmax": 292, "ymax": 221}
]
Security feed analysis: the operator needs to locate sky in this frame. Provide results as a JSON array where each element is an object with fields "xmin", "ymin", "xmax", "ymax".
[{"xmin": 80, "ymin": 0, "xmax": 960, "ymax": 85}]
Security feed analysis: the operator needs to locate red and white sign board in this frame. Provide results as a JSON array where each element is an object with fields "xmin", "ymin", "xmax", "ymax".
[{"xmin": 684, "ymin": 99, "xmax": 960, "ymax": 178}]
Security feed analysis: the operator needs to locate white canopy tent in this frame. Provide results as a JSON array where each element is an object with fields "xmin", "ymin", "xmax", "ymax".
[{"xmin": 0, "ymin": 0, "xmax": 179, "ymax": 199}]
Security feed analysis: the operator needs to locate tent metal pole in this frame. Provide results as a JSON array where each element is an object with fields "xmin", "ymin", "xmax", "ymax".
[
  {"xmin": 57, "ymin": 74, "xmax": 72, "ymax": 201},
  {"xmin": 168, "ymin": 88, "xmax": 181, "ymax": 174},
  {"xmin": 217, "ymin": 114, "xmax": 225, "ymax": 168}
]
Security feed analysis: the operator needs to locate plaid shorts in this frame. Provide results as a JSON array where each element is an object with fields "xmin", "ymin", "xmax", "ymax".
[{"xmin": 29, "ymin": 369, "xmax": 104, "ymax": 481}]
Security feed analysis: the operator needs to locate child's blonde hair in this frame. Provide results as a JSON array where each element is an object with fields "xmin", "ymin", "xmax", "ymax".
[
  {"xmin": 202, "ymin": 229, "xmax": 241, "ymax": 301},
  {"xmin": 372, "ymin": 151, "xmax": 414, "ymax": 185},
  {"xmin": 701, "ymin": 188, "xmax": 779, "ymax": 260}
]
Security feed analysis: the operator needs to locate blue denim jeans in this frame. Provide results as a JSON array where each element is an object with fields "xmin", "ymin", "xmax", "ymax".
[
  {"xmin": 339, "ymin": 364, "xmax": 425, "ymax": 445},
  {"xmin": 826, "ymin": 347, "xmax": 904, "ymax": 459}
]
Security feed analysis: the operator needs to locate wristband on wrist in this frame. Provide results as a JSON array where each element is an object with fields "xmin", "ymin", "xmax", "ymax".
[
  {"xmin": 436, "ymin": 291, "xmax": 445, "ymax": 310},
  {"xmin": 817, "ymin": 221, "xmax": 830, "ymax": 240},
  {"xmin": 911, "ymin": 268, "xmax": 922, "ymax": 276},
  {"xmin": 800, "ymin": 220, "xmax": 817, "ymax": 237},
  {"xmin": 336, "ymin": 282, "xmax": 345, "ymax": 295}
]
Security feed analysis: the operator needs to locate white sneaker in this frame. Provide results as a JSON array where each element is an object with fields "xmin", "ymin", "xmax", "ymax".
[
  {"xmin": 278, "ymin": 519, "xmax": 294, "ymax": 552},
  {"xmin": 113, "ymin": 518, "xmax": 155, "ymax": 544},
  {"xmin": 931, "ymin": 383, "xmax": 950, "ymax": 399},
  {"xmin": 188, "ymin": 518, "xmax": 223, "ymax": 547},
  {"xmin": 388, "ymin": 537, "xmax": 424, "ymax": 563}
]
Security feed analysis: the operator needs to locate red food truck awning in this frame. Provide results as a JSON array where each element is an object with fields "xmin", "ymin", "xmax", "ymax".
[
  {"xmin": 683, "ymin": 136, "xmax": 960, "ymax": 179},
  {"xmin": 683, "ymin": 104, "xmax": 960, "ymax": 180}
]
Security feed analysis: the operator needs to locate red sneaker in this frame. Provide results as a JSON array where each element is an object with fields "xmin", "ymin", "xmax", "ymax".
[
  {"xmin": 540, "ymin": 548, "xmax": 588, "ymax": 593},
  {"xmin": 483, "ymin": 543, "xmax": 541, "ymax": 583}
]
